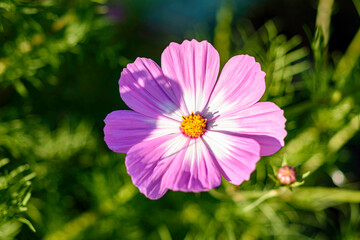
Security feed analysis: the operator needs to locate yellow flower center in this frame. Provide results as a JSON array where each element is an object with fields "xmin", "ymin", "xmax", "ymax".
[{"xmin": 180, "ymin": 113, "xmax": 207, "ymax": 138}]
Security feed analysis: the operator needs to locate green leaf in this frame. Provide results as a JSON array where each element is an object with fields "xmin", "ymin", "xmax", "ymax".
[
  {"xmin": 285, "ymin": 187, "xmax": 360, "ymax": 210},
  {"xmin": 0, "ymin": 158, "xmax": 9, "ymax": 168},
  {"xmin": 17, "ymin": 218, "xmax": 36, "ymax": 232}
]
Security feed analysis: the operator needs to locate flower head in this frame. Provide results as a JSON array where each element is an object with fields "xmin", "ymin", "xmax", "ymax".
[
  {"xmin": 277, "ymin": 166, "xmax": 296, "ymax": 185},
  {"xmin": 104, "ymin": 39, "xmax": 287, "ymax": 199}
]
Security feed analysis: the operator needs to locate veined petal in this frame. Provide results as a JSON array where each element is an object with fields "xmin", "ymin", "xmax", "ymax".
[
  {"xmin": 125, "ymin": 134, "xmax": 189, "ymax": 199},
  {"xmin": 209, "ymin": 102, "xmax": 287, "ymax": 156},
  {"xmin": 161, "ymin": 39, "xmax": 220, "ymax": 114},
  {"xmin": 204, "ymin": 55, "xmax": 265, "ymax": 118},
  {"xmin": 126, "ymin": 133, "xmax": 222, "ymax": 199},
  {"xmin": 202, "ymin": 131, "xmax": 261, "ymax": 185},
  {"xmin": 162, "ymin": 137, "xmax": 221, "ymax": 192},
  {"xmin": 104, "ymin": 110, "xmax": 179, "ymax": 153},
  {"xmin": 120, "ymin": 57, "xmax": 184, "ymax": 120}
]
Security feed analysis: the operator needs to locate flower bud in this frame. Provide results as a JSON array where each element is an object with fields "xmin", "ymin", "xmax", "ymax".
[{"xmin": 277, "ymin": 166, "xmax": 296, "ymax": 185}]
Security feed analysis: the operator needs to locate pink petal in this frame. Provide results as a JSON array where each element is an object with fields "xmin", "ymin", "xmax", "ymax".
[
  {"xmin": 120, "ymin": 57, "xmax": 184, "ymax": 120},
  {"xmin": 162, "ymin": 137, "xmax": 221, "ymax": 192},
  {"xmin": 125, "ymin": 134, "xmax": 222, "ymax": 199},
  {"xmin": 104, "ymin": 110, "xmax": 179, "ymax": 153},
  {"xmin": 202, "ymin": 131, "xmax": 261, "ymax": 185},
  {"xmin": 161, "ymin": 39, "xmax": 220, "ymax": 113},
  {"xmin": 125, "ymin": 134, "xmax": 188, "ymax": 199},
  {"xmin": 203, "ymin": 55, "xmax": 266, "ymax": 118},
  {"xmin": 209, "ymin": 102, "xmax": 287, "ymax": 156}
]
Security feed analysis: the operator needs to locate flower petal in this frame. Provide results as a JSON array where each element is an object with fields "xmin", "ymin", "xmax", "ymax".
[
  {"xmin": 104, "ymin": 110, "xmax": 179, "ymax": 153},
  {"xmin": 125, "ymin": 134, "xmax": 188, "ymax": 199},
  {"xmin": 162, "ymin": 137, "xmax": 221, "ymax": 192},
  {"xmin": 126, "ymin": 134, "xmax": 222, "ymax": 199},
  {"xmin": 161, "ymin": 39, "xmax": 220, "ymax": 114},
  {"xmin": 202, "ymin": 131, "xmax": 261, "ymax": 185},
  {"xmin": 203, "ymin": 55, "xmax": 266, "ymax": 118},
  {"xmin": 208, "ymin": 102, "xmax": 287, "ymax": 156},
  {"xmin": 120, "ymin": 57, "xmax": 184, "ymax": 120}
]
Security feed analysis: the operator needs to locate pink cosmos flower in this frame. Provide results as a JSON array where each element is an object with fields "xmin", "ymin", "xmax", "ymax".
[{"xmin": 104, "ymin": 39, "xmax": 287, "ymax": 199}]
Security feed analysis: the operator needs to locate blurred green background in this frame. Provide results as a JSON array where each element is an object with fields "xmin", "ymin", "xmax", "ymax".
[{"xmin": 1, "ymin": 0, "xmax": 360, "ymax": 239}]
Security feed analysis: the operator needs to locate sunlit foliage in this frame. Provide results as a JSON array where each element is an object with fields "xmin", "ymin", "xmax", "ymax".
[{"xmin": 0, "ymin": 0, "xmax": 359, "ymax": 239}]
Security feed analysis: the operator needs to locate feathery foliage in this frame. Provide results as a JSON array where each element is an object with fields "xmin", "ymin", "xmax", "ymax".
[{"xmin": 0, "ymin": 0, "xmax": 359, "ymax": 239}]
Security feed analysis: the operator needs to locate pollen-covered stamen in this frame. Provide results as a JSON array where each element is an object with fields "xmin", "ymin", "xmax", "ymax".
[{"xmin": 180, "ymin": 113, "xmax": 207, "ymax": 138}]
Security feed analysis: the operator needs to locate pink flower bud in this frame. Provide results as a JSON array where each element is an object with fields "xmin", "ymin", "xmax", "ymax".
[{"xmin": 277, "ymin": 166, "xmax": 296, "ymax": 185}]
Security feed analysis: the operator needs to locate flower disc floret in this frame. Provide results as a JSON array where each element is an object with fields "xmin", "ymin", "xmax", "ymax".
[{"xmin": 180, "ymin": 113, "xmax": 207, "ymax": 138}]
